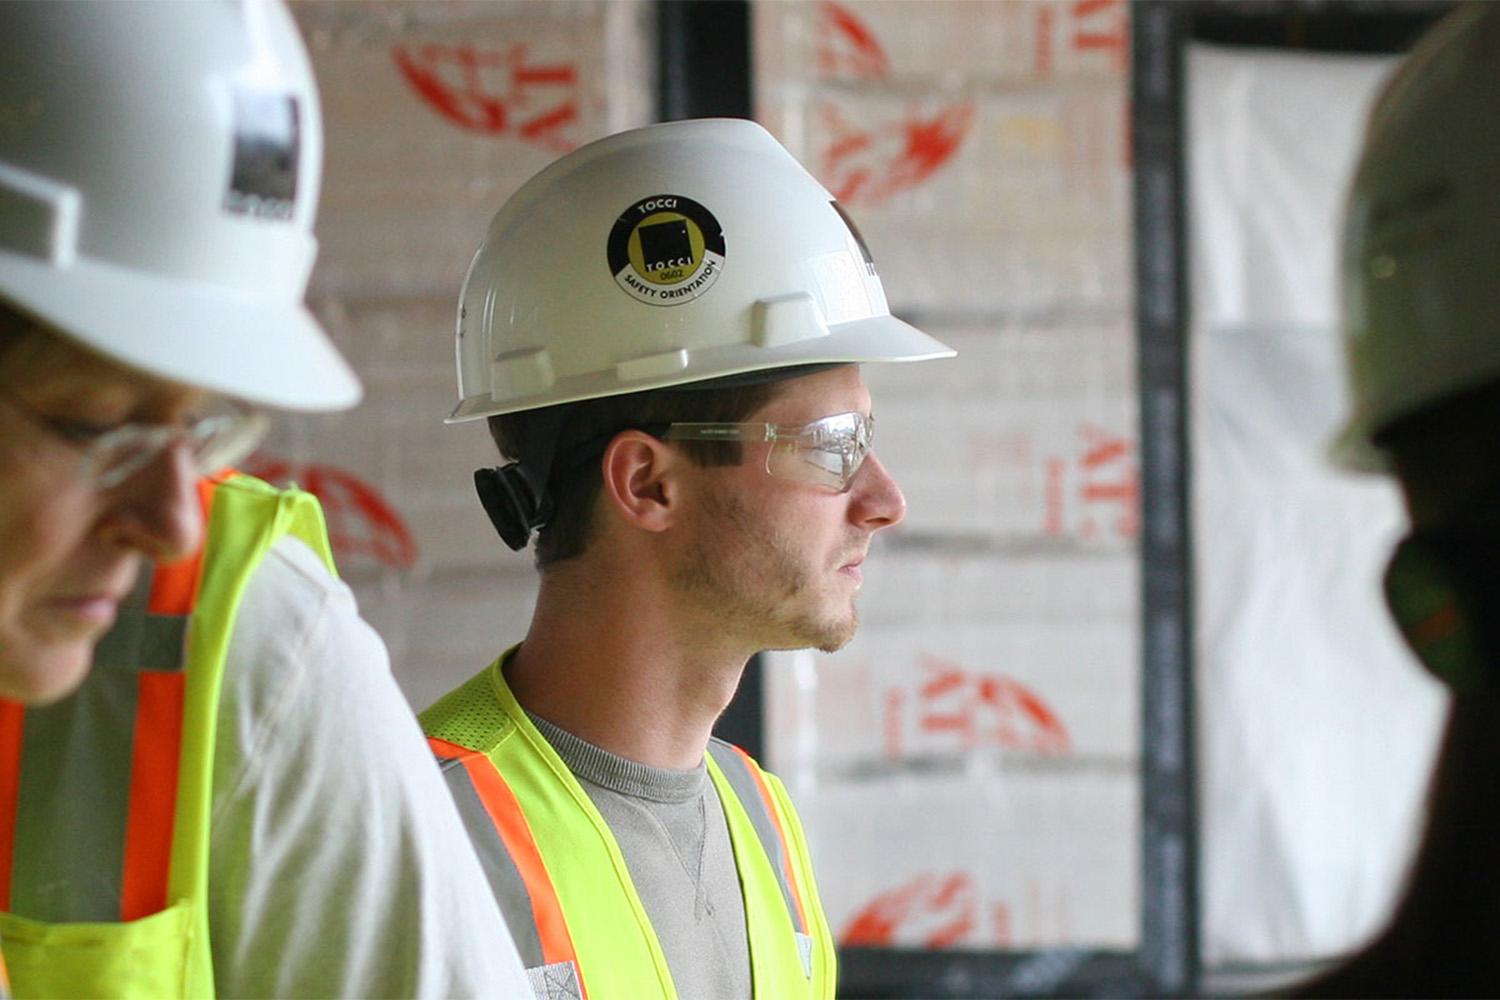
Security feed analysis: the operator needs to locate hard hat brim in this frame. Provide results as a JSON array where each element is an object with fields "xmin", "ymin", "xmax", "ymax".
[
  {"xmin": 446, "ymin": 312, "xmax": 954, "ymax": 422},
  {"xmin": 0, "ymin": 249, "xmax": 362, "ymax": 412}
]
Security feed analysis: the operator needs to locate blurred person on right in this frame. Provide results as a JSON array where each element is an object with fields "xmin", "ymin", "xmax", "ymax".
[{"xmin": 1295, "ymin": 4, "xmax": 1500, "ymax": 996}]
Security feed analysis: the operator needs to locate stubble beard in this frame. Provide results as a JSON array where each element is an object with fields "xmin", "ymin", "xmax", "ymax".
[{"xmin": 673, "ymin": 490, "xmax": 859, "ymax": 654}]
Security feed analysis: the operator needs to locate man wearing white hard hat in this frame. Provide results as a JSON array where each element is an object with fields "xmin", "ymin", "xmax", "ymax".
[
  {"xmin": 1297, "ymin": 4, "xmax": 1500, "ymax": 996},
  {"xmin": 0, "ymin": 2, "xmax": 527, "ymax": 996},
  {"xmin": 422, "ymin": 117, "xmax": 954, "ymax": 998}
]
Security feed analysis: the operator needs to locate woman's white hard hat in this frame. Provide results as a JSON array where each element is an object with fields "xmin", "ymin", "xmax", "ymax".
[{"xmin": 0, "ymin": 0, "xmax": 360, "ymax": 411}]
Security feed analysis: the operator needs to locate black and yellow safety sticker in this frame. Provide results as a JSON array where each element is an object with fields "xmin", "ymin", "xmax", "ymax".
[{"xmin": 607, "ymin": 194, "xmax": 725, "ymax": 306}]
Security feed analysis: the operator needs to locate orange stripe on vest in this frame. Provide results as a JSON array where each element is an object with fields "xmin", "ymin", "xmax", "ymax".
[
  {"xmin": 0, "ymin": 702, "xmax": 23, "ymax": 910},
  {"xmin": 428, "ymin": 736, "xmax": 586, "ymax": 993},
  {"xmin": 119, "ymin": 670, "xmax": 187, "ymax": 921},
  {"xmin": 119, "ymin": 479, "xmax": 216, "ymax": 920}
]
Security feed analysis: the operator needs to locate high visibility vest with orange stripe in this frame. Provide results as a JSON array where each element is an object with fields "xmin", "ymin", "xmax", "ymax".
[
  {"xmin": 421, "ymin": 657, "xmax": 838, "ymax": 1000},
  {"xmin": 0, "ymin": 473, "xmax": 336, "ymax": 999}
]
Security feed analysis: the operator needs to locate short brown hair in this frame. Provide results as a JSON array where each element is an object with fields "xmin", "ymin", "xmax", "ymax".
[
  {"xmin": 489, "ymin": 379, "xmax": 784, "ymax": 567},
  {"xmin": 0, "ymin": 298, "xmax": 49, "ymax": 369}
]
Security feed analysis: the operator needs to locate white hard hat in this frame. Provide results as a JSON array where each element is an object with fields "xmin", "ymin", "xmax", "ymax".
[
  {"xmin": 1330, "ymin": 2, "xmax": 1500, "ymax": 471},
  {"xmin": 448, "ymin": 117, "xmax": 953, "ymax": 423},
  {"xmin": 0, "ymin": 0, "xmax": 361, "ymax": 412}
]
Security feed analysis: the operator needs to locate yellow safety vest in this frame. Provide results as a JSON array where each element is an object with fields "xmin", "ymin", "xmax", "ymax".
[
  {"xmin": 422, "ymin": 656, "xmax": 838, "ymax": 1000},
  {"xmin": 0, "ymin": 474, "xmax": 335, "ymax": 999}
]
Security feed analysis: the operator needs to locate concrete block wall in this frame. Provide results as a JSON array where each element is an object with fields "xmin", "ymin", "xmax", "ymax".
[{"xmin": 755, "ymin": 0, "xmax": 1139, "ymax": 951}]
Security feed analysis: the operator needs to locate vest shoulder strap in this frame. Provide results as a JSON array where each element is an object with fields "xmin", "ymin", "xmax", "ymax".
[
  {"xmin": 423, "ymin": 664, "xmax": 588, "ymax": 993},
  {"xmin": 421, "ymin": 661, "xmax": 516, "ymax": 755},
  {"xmin": 169, "ymin": 473, "xmax": 335, "ymax": 908},
  {"xmin": 705, "ymin": 739, "xmax": 811, "ymax": 939}
]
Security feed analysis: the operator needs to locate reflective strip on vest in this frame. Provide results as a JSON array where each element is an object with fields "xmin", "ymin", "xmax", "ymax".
[
  {"xmin": 429, "ymin": 736, "xmax": 587, "ymax": 1000},
  {"xmin": 705, "ymin": 740, "xmax": 811, "ymax": 942}
]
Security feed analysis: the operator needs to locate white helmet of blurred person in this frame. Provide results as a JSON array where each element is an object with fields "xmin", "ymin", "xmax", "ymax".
[{"xmin": 1331, "ymin": 2, "xmax": 1500, "ymax": 473}]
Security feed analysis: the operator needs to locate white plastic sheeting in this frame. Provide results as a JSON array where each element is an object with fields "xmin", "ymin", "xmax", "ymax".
[{"xmin": 1187, "ymin": 43, "xmax": 1448, "ymax": 964}]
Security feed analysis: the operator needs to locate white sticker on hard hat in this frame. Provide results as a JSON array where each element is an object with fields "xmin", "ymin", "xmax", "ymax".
[
  {"xmin": 831, "ymin": 200, "xmax": 878, "ymax": 278},
  {"xmin": 223, "ymin": 88, "xmax": 301, "ymax": 221},
  {"xmin": 809, "ymin": 250, "xmax": 873, "ymax": 324},
  {"xmin": 607, "ymin": 194, "xmax": 725, "ymax": 306}
]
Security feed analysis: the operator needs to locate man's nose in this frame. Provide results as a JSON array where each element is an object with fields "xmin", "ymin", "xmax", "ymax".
[{"xmin": 848, "ymin": 451, "xmax": 906, "ymax": 531}]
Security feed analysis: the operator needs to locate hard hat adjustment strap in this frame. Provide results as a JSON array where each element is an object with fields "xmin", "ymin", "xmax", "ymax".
[{"xmin": 473, "ymin": 408, "xmax": 565, "ymax": 551}]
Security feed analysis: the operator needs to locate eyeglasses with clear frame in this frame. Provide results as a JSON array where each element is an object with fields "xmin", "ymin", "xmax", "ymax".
[
  {"xmin": 0, "ymin": 387, "xmax": 269, "ymax": 489},
  {"xmin": 665, "ymin": 410, "xmax": 874, "ymax": 492}
]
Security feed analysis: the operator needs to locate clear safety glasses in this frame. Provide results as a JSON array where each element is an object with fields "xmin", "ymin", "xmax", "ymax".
[
  {"xmin": 1, "ymin": 389, "xmax": 269, "ymax": 489},
  {"xmin": 665, "ymin": 411, "xmax": 874, "ymax": 492},
  {"xmin": 82, "ymin": 405, "xmax": 269, "ymax": 487}
]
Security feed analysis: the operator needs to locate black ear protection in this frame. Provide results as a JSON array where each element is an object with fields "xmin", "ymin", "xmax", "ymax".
[
  {"xmin": 1383, "ymin": 523, "xmax": 1500, "ymax": 694},
  {"xmin": 474, "ymin": 464, "xmax": 552, "ymax": 551},
  {"xmin": 474, "ymin": 408, "xmax": 566, "ymax": 552}
]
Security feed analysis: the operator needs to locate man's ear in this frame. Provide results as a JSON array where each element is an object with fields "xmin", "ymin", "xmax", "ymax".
[{"xmin": 600, "ymin": 430, "xmax": 680, "ymax": 533}]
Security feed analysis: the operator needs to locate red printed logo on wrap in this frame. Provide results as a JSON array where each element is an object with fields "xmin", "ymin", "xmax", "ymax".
[
  {"xmin": 843, "ymin": 871, "xmax": 980, "ymax": 948},
  {"xmin": 844, "ymin": 870, "xmax": 1045, "ymax": 949},
  {"xmin": 884, "ymin": 655, "xmax": 1071, "ymax": 759},
  {"xmin": 392, "ymin": 42, "xmax": 581, "ymax": 154},
  {"xmin": 1043, "ymin": 421, "xmax": 1139, "ymax": 543},
  {"xmin": 813, "ymin": 2, "xmax": 975, "ymax": 206}
]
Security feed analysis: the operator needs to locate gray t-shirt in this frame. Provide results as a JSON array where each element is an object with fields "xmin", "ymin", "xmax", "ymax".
[{"xmin": 530, "ymin": 715, "xmax": 753, "ymax": 1000}]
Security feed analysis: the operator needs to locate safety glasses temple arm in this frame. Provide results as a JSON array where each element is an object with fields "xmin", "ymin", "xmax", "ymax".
[{"xmin": 663, "ymin": 422, "xmax": 777, "ymax": 443}]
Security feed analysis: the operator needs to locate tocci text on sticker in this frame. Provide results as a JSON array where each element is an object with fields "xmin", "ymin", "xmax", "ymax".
[{"xmin": 607, "ymin": 194, "xmax": 725, "ymax": 306}]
